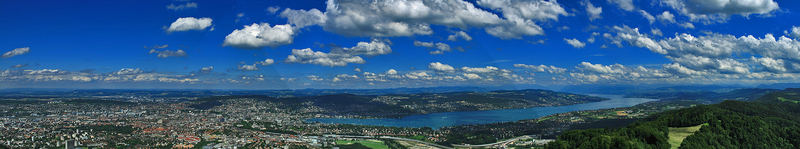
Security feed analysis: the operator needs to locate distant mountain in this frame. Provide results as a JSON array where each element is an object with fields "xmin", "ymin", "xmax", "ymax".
[
  {"xmin": 189, "ymin": 89, "xmax": 608, "ymax": 118},
  {"xmin": 756, "ymin": 83, "xmax": 800, "ymax": 89},
  {"xmin": 625, "ymin": 88, "xmax": 777, "ymax": 104},
  {"xmin": 559, "ymin": 84, "xmax": 749, "ymax": 95}
]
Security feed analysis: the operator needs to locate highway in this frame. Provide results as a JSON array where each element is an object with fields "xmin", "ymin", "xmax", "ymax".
[
  {"xmin": 380, "ymin": 136, "xmax": 454, "ymax": 149},
  {"xmin": 451, "ymin": 135, "xmax": 536, "ymax": 148}
]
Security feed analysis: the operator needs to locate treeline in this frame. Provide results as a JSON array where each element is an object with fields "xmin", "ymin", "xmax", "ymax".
[{"xmin": 546, "ymin": 88, "xmax": 800, "ymax": 149}]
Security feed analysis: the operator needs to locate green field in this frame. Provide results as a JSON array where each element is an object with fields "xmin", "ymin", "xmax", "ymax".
[
  {"xmin": 777, "ymin": 97, "xmax": 800, "ymax": 103},
  {"xmin": 668, "ymin": 123, "xmax": 707, "ymax": 149},
  {"xmin": 335, "ymin": 140, "xmax": 389, "ymax": 149}
]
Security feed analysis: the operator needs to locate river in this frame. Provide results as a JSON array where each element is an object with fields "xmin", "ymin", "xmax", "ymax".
[{"xmin": 308, "ymin": 95, "xmax": 657, "ymax": 129}]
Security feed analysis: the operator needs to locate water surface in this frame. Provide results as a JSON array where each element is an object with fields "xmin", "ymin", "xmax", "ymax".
[{"xmin": 309, "ymin": 95, "xmax": 656, "ymax": 129}]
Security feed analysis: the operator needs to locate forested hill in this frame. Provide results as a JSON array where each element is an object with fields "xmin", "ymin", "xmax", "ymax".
[
  {"xmin": 546, "ymin": 88, "xmax": 800, "ymax": 149},
  {"xmin": 189, "ymin": 89, "xmax": 607, "ymax": 118}
]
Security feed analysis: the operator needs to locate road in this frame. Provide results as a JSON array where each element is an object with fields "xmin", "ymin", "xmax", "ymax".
[
  {"xmin": 451, "ymin": 135, "xmax": 535, "ymax": 148},
  {"xmin": 380, "ymin": 136, "xmax": 454, "ymax": 149}
]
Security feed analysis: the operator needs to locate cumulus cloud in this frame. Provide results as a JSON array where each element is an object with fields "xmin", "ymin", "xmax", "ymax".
[
  {"xmin": 414, "ymin": 41, "xmax": 451, "ymax": 54},
  {"xmin": 0, "ymin": 68, "xmax": 199, "ymax": 83},
  {"xmin": 661, "ymin": 0, "xmax": 780, "ymax": 23},
  {"xmin": 514, "ymin": 64, "xmax": 567, "ymax": 73},
  {"xmin": 257, "ymin": 59, "xmax": 275, "ymax": 66},
  {"xmin": 579, "ymin": 62, "xmax": 625, "ymax": 74},
  {"xmin": 462, "ymin": 66, "xmax": 502, "ymax": 73},
  {"xmin": 478, "ymin": 0, "xmax": 567, "ymax": 39},
  {"xmin": 285, "ymin": 48, "xmax": 364, "ymax": 66},
  {"xmin": 605, "ymin": 25, "xmax": 800, "ymax": 79},
  {"xmin": 286, "ymin": 39, "xmax": 390, "ymax": 66},
  {"xmin": 238, "ymin": 64, "xmax": 259, "ymax": 71},
  {"xmin": 429, "ymin": 62, "xmax": 455, "ymax": 72},
  {"xmin": 167, "ymin": 17, "xmax": 212, "ymax": 32},
  {"xmin": 307, "ymin": 75, "xmax": 324, "ymax": 81},
  {"xmin": 790, "ymin": 26, "xmax": 800, "ymax": 39},
  {"xmin": 223, "ymin": 23, "xmax": 296, "ymax": 49},
  {"xmin": 606, "ymin": 25, "xmax": 666, "ymax": 54},
  {"xmin": 267, "ymin": 6, "xmax": 281, "ymax": 14},
  {"xmin": 463, "ymin": 73, "xmax": 482, "ymax": 80},
  {"xmin": 319, "ymin": 0, "xmax": 501, "ymax": 37},
  {"xmin": 584, "ymin": 1, "xmax": 603, "ymax": 21},
  {"xmin": 280, "ymin": 8, "xmax": 326, "ymax": 28},
  {"xmin": 2, "ymin": 47, "xmax": 30, "ymax": 58},
  {"xmin": 657, "ymin": 11, "xmax": 676, "ymax": 23},
  {"xmin": 386, "ymin": 69, "xmax": 398, "ymax": 75},
  {"xmin": 148, "ymin": 49, "xmax": 187, "ymax": 58},
  {"xmin": 447, "ymin": 31, "xmax": 472, "ymax": 41},
  {"xmin": 332, "ymin": 74, "xmax": 359, "ymax": 82},
  {"xmin": 200, "ymin": 66, "xmax": 214, "ymax": 73},
  {"xmin": 274, "ymin": 0, "xmax": 568, "ymax": 40},
  {"xmin": 564, "ymin": 38, "xmax": 587, "ymax": 48},
  {"xmin": 166, "ymin": 2, "xmax": 197, "ymax": 11},
  {"xmin": 237, "ymin": 59, "xmax": 274, "ymax": 71}
]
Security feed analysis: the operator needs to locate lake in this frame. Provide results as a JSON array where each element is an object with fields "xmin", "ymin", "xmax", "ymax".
[{"xmin": 308, "ymin": 95, "xmax": 657, "ymax": 129}]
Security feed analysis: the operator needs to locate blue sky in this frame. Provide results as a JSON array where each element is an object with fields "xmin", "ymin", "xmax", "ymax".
[{"xmin": 1, "ymin": 0, "xmax": 800, "ymax": 89}]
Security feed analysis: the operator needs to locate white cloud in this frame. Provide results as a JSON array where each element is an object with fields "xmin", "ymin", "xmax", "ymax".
[
  {"xmin": 513, "ymin": 64, "xmax": 566, "ymax": 73},
  {"xmin": 332, "ymin": 74, "xmax": 359, "ymax": 82},
  {"xmin": 657, "ymin": 11, "xmax": 676, "ymax": 23},
  {"xmin": 651, "ymin": 28, "xmax": 663, "ymax": 36},
  {"xmin": 267, "ymin": 6, "xmax": 281, "ymax": 14},
  {"xmin": 607, "ymin": 0, "xmax": 635, "ymax": 11},
  {"xmin": 447, "ymin": 31, "xmax": 473, "ymax": 41},
  {"xmin": 752, "ymin": 57, "xmax": 786, "ymax": 72},
  {"xmin": 223, "ymin": 23, "xmax": 296, "ymax": 49},
  {"xmin": 286, "ymin": 48, "xmax": 365, "ymax": 67},
  {"xmin": 285, "ymin": 39, "xmax": 391, "ymax": 66},
  {"xmin": 678, "ymin": 22, "xmax": 695, "ymax": 29},
  {"xmin": 661, "ymin": 0, "xmax": 779, "ymax": 23},
  {"xmin": 148, "ymin": 49, "xmax": 186, "ymax": 58},
  {"xmin": 307, "ymin": 75, "xmax": 324, "ymax": 81},
  {"xmin": 639, "ymin": 10, "xmax": 656, "ymax": 24},
  {"xmin": 463, "ymin": 73, "xmax": 482, "ymax": 80},
  {"xmin": 584, "ymin": 1, "xmax": 603, "ymax": 21},
  {"xmin": 606, "ymin": 25, "xmax": 666, "ymax": 54},
  {"xmin": 564, "ymin": 38, "xmax": 587, "ymax": 48},
  {"xmin": 280, "ymin": 8, "xmax": 326, "ymax": 28},
  {"xmin": 321, "ymin": 0, "xmax": 501, "ymax": 37},
  {"xmin": 579, "ymin": 62, "xmax": 625, "ymax": 74},
  {"xmin": 404, "ymin": 71, "xmax": 431, "ymax": 80},
  {"xmin": 167, "ymin": 17, "xmax": 212, "ymax": 32},
  {"xmin": 200, "ymin": 66, "xmax": 214, "ymax": 73},
  {"xmin": 238, "ymin": 64, "xmax": 259, "ymax": 71},
  {"xmin": 429, "ymin": 62, "xmax": 455, "ymax": 72},
  {"xmin": 386, "ymin": 69, "xmax": 398, "ymax": 75},
  {"xmin": 478, "ymin": 0, "xmax": 566, "ymax": 39},
  {"xmin": 339, "ymin": 39, "xmax": 392, "ymax": 56},
  {"xmin": 166, "ymin": 2, "xmax": 197, "ymax": 11},
  {"xmin": 257, "ymin": 59, "xmax": 275, "ymax": 66},
  {"xmin": 2, "ymin": 47, "xmax": 30, "ymax": 58},
  {"xmin": 275, "ymin": 0, "xmax": 567, "ymax": 40},
  {"xmin": 789, "ymin": 26, "xmax": 800, "ymax": 39},
  {"xmin": 414, "ymin": 41, "xmax": 452, "ymax": 54},
  {"xmin": 461, "ymin": 66, "xmax": 500, "ymax": 73}
]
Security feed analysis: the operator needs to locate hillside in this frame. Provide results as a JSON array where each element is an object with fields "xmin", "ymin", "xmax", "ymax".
[
  {"xmin": 546, "ymin": 88, "xmax": 800, "ymax": 149},
  {"xmin": 189, "ymin": 89, "xmax": 607, "ymax": 118}
]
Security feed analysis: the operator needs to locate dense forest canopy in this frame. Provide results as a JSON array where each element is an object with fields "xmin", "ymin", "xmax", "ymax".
[{"xmin": 547, "ymin": 88, "xmax": 800, "ymax": 149}]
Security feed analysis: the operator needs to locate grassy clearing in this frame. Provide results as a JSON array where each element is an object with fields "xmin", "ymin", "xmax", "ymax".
[
  {"xmin": 778, "ymin": 97, "xmax": 800, "ymax": 104},
  {"xmin": 336, "ymin": 140, "xmax": 389, "ymax": 149},
  {"xmin": 668, "ymin": 123, "xmax": 708, "ymax": 149}
]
